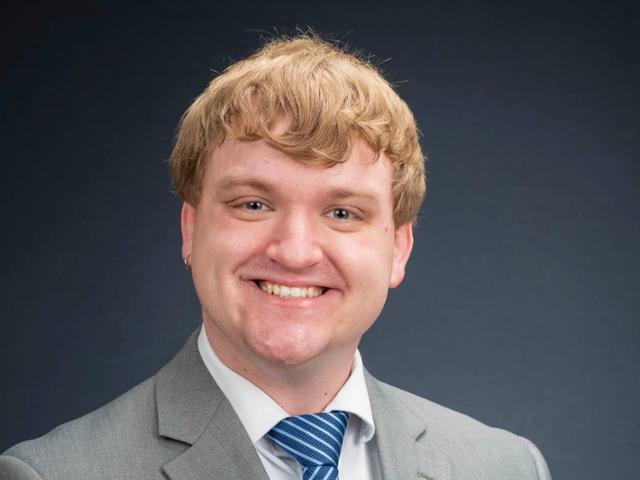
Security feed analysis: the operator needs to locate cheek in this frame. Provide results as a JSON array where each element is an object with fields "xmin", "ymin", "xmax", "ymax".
[
  {"xmin": 334, "ymin": 233, "xmax": 395, "ymax": 329},
  {"xmin": 190, "ymin": 217, "xmax": 254, "ymax": 304},
  {"xmin": 339, "ymin": 233, "xmax": 396, "ymax": 282},
  {"xmin": 194, "ymin": 214, "xmax": 266, "ymax": 267}
]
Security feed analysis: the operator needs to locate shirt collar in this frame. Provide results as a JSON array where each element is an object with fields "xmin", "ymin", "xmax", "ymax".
[{"xmin": 197, "ymin": 325, "xmax": 375, "ymax": 444}]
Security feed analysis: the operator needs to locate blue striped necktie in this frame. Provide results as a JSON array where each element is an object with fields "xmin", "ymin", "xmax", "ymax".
[{"xmin": 267, "ymin": 410, "xmax": 350, "ymax": 480}]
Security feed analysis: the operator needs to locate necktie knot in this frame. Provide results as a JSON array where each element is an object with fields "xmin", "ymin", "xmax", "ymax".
[{"xmin": 267, "ymin": 411, "xmax": 349, "ymax": 479}]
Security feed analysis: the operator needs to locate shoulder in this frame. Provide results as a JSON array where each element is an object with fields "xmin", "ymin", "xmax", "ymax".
[
  {"xmin": 372, "ymin": 379, "xmax": 552, "ymax": 479},
  {"xmin": 375, "ymin": 379, "xmax": 502, "ymax": 434},
  {"xmin": 1, "ymin": 375, "xmax": 182, "ymax": 480}
]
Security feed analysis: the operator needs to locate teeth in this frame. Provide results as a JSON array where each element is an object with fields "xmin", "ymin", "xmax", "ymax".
[{"xmin": 259, "ymin": 281, "xmax": 324, "ymax": 299}]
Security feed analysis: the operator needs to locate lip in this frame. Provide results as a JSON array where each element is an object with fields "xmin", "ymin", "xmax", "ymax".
[
  {"xmin": 242, "ymin": 279, "xmax": 338, "ymax": 305},
  {"xmin": 240, "ymin": 275, "xmax": 336, "ymax": 290}
]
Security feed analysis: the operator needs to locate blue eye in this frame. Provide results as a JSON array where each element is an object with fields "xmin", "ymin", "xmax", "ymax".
[
  {"xmin": 245, "ymin": 201, "xmax": 265, "ymax": 210},
  {"xmin": 331, "ymin": 208, "xmax": 351, "ymax": 220}
]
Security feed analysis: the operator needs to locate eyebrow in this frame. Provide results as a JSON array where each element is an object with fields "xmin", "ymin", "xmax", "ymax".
[
  {"xmin": 216, "ymin": 176, "xmax": 274, "ymax": 194},
  {"xmin": 215, "ymin": 175, "xmax": 382, "ymax": 205},
  {"xmin": 323, "ymin": 187, "xmax": 381, "ymax": 204}
]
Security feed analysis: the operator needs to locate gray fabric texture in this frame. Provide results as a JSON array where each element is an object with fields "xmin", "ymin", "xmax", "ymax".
[{"xmin": 1, "ymin": 330, "xmax": 551, "ymax": 480}]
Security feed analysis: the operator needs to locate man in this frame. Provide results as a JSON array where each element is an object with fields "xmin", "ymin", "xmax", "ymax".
[{"xmin": 0, "ymin": 35, "xmax": 551, "ymax": 479}]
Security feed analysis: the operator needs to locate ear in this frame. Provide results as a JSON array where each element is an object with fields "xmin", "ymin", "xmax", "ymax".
[
  {"xmin": 389, "ymin": 222, "xmax": 414, "ymax": 288},
  {"xmin": 180, "ymin": 202, "xmax": 196, "ymax": 261}
]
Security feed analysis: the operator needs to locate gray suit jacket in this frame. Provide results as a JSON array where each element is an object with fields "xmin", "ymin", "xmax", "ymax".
[{"xmin": 1, "ymin": 331, "xmax": 551, "ymax": 479}]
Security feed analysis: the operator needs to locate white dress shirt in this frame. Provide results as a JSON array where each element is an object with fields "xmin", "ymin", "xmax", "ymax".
[{"xmin": 197, "ymin": 325, "xmax": 382, "ymax": 479}]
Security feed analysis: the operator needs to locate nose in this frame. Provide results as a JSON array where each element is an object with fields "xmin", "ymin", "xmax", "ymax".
[{"xmin": 265, "ymin": 210, "xmax": 324, "ymax": 270}]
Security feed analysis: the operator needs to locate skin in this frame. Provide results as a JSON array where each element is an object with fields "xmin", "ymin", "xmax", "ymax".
[{"xmin": 181, "ymin": 136, "xmax": 414, "ymax": 415}]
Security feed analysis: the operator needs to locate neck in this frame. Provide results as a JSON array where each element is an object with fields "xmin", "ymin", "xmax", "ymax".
[{"xmin": 204, "ymin": 324, "xmax": 356, "ymax": 415}]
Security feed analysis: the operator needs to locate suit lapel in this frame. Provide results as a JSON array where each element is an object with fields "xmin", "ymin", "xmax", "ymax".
[
  {"xmin": 155, "ymin": 330, "xmax": 269, "ymax": 480},
  {"xmin": 365, "ymin": 371, "xmax": 451, "ymax": 480},
  {"xmin": 153, "ymin": 331, "xmax": 451, "ymax": 480}
]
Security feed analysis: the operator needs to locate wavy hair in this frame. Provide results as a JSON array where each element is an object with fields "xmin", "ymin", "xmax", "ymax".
[{"xmin": 170, "ymin": 34, "xmax": 426, "ymax": 225}]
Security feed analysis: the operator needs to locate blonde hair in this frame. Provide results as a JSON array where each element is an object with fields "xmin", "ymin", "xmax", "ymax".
[{"xmin": 170, "ymin": 34, "xmax": 426, "ymax": 225}]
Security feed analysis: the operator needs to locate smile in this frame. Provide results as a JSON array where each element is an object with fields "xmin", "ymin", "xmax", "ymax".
[{"xmin": 256, "ymin": 281, "xmax": 327, "ymax": 299}]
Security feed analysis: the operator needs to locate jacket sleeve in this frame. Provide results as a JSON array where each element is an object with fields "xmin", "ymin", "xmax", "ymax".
[
  {"xmin": 0, "ymin": 455, "xmax": 44, "ymax": 480},
  {"xmin": 523, "ymin": 438, "xmax": 552, "ymax": 480}
]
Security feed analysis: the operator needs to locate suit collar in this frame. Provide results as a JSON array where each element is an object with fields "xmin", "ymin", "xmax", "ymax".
[
  {"xmin": 155, "ymin": 330, "xmax": 449, "ymax": 480},
  {"xmin": 365, "ymin": 370, "xmax": 451, "ymax": 480},
  {"xmin": 155, "ymin": 329, "xmax": 269, "ymax": 480}
]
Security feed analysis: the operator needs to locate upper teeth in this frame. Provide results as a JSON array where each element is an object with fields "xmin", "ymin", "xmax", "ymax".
[{"xmin": 259, "ymin": 281, "xmax": 324, "ymax": 298}]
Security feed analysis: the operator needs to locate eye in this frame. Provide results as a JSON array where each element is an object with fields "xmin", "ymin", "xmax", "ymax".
[
  {"xmin": 329, "ymin": 208, "xmax": 353, "ymax": 220},
  {"xmin": 243, "ymin": 200, "xmax": 266, "ymax": 211},
  {"xmin": 229, "ymin": 199, "xmax": 272, "ymax": 216}
]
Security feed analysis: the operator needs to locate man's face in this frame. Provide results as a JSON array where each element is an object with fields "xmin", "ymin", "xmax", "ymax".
[{"xmin": 181, "ymin": 137, "xmax": 413, "ymax": 372}]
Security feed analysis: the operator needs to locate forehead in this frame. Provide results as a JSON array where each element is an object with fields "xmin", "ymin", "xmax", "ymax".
[{"xmin": 204, "ymin": 138, "xmax": 394, "ymax": 200}]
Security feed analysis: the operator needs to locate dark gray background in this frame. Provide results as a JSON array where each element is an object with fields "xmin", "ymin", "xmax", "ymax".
[{"xmin": 2, "ymin": 1, "xmax": 638, "ymax": 478}]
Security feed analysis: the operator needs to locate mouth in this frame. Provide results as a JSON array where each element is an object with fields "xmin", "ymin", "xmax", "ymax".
[{"xmin": 252, "ymin": 280, "xmax": 329, "ymax": 299}]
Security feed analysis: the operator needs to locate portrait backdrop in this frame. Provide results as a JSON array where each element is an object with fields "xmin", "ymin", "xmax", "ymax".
[{"xmin": 1, "ymin": 1, "xmax": 638, "ymax": 479}]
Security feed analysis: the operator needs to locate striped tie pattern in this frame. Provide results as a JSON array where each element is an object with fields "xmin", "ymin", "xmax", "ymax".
[{"xmin": 267, "ymin": 410, "xmax": 350, "ymax": 480}]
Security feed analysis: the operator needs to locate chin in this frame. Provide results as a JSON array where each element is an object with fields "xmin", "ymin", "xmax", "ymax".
[{"xmin": 247, "ymin": 330, "xmax": 328, "ymax": 367}]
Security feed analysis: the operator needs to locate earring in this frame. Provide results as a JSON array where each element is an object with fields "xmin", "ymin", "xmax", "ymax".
[{"xmin": 184, "ymin": 254, "xmax": 192, "ymax": 272}]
